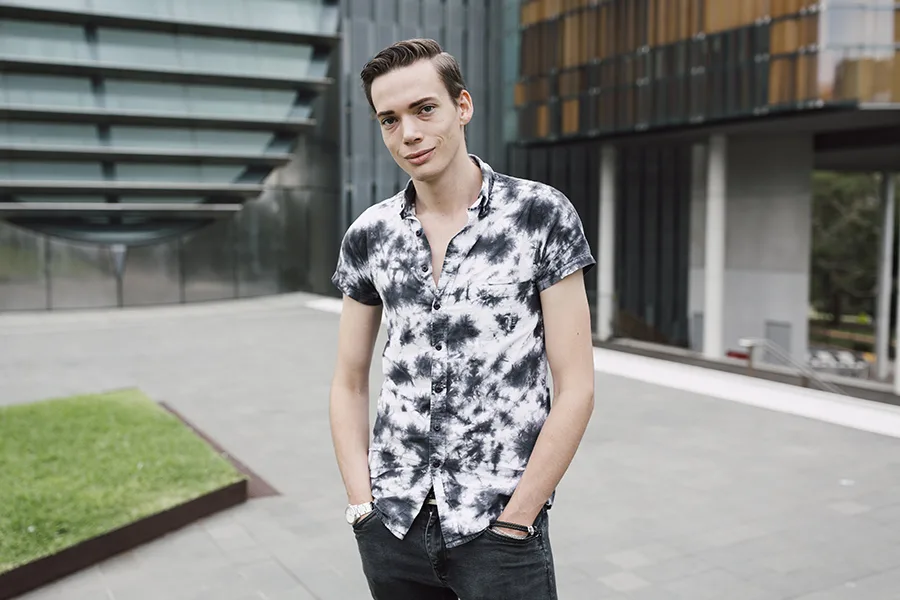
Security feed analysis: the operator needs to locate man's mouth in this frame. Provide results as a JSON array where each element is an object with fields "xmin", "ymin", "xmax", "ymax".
[{"xmin": 406, "ymin": 148, "xmax": 434, "ymax": 160}]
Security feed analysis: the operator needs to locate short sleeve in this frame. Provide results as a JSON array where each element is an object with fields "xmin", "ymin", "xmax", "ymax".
[
  {"xmin": 331, "ymin": 222, "xmax": 382, "ymax": 306},
  {"xmin": 535, "ymin": 190, "xmax": 596, "ymax": 292}
]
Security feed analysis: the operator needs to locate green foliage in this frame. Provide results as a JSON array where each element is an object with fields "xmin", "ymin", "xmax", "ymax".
[
  {"xmin": 0, "ymin": 389, "xmax": 244, "ymax": 573},
  {"xmin": 811, "ymin": 172, "xmax": 882, "ymax": 324}
]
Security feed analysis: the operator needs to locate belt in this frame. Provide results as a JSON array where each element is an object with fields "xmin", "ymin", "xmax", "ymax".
[{"xmin": 426, "ymin": 490, "xmax": 438, "ymax": 505}]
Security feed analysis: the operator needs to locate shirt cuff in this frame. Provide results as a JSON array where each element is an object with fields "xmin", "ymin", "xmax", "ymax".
[
  {"xmin": 331, "ymin": 273, "xmax": 382, "ymax": 306},
  {"xmin": 536, "ymin": 254, "xmax": 596, "ymax": 292}
]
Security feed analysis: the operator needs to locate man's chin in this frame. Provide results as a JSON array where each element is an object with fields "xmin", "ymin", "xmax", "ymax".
[{"xmin": 403, "ymin": 162, "xmax": 440, "ymax": 183}]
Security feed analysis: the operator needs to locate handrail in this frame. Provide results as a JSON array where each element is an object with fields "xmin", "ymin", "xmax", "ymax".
[{"xmin": 739, "ymin": 337, "xmax": 845, "ymax": 395}]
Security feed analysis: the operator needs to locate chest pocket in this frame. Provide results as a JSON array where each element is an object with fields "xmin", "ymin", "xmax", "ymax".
[
  {"xmin": 466, "ymin": 280, "xmax": 539, "ymax": 339},
  {"xmin": 467, "ymin": 280, "xmax": 530, "ymax": 309}
]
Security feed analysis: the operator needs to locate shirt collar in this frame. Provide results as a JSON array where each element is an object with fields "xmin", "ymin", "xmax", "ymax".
[{"xmin": 399, "ymin": 154, "xmax": 495, "ymax": 220}]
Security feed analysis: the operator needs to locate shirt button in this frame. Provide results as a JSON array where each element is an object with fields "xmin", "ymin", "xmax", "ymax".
[
  {"xmin": 435, "ymin": 343, "xmax": 443, "ymax": 351},
  {"xmin": 433, "ymin": 423, "xmax": 442, "ymax": 432},
  {"xmin": 433, "ymin": 383, "xmax": 444, "ymax": 393},
  {"xmin": 416, "ymin": 229, "xmax": 423, "ymax": 237},
  {"xmin": 421, "ymin": 264, "xmax": 428, "ymax": 272},
  {"xmin": 433, "ymin": 300, "xmax": 442, "ymax": 310},
  {"xmin": 432, "ymin": 459, "xmax": 441, "ymax": 468}
]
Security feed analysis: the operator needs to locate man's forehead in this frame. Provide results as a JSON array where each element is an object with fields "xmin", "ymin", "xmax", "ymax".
[{"xmin": 371, "ymin": 61, "xmax": 445, "ymax": 110}]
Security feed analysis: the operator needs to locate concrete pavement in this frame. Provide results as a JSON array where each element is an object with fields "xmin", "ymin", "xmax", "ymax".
[{"xmin": 3, "ymin": 292, "xmax": 900, "ymax": 600}]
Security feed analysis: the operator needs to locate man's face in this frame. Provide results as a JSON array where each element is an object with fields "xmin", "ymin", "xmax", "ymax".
[{"xmin": 370, "ymin": 59, "xmax": 472, "ymax": 182}]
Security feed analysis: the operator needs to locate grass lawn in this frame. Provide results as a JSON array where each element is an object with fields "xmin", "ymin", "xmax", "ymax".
[{"xmin": 0, "ymin": 389, "xmax": 245, "ymax": 574}]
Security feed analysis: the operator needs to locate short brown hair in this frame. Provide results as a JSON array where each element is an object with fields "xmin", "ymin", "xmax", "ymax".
[{"xmin": 360, "ymin": 38, "xmax": 466, "ymax": 112}]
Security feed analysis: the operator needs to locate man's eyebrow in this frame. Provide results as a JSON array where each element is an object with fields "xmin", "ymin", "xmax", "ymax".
[{"xmin": 376, "ymin": 96, "xmax": 439, "ymax": 119}]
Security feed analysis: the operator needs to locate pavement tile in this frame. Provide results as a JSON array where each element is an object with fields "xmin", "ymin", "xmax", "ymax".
[
  {"xmin": 631, "ymin": 555, "xmax": 717, "ymax": 584},
  {"xmin": 604, "ymin": 549, "xmax": 655, "ymax": 570},
  {"xmin": 663, "ymin": 568, "xmax": 770, "ymax": 600},
  {"xmin": 597, "ymin": 572, "xmax": 652, "ymax": 593},
  {"xmin": 828, "ymin": 501, "xmax": 873, "ymax": 515},
  {"xmin": 260, "ymin": 587, "xmax": 318, "ymax": 600}
]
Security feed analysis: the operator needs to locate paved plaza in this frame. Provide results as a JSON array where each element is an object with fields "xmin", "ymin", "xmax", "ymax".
[{"xmin": 3, "ymin": 292, "xmax": 900, "ymax": 600}]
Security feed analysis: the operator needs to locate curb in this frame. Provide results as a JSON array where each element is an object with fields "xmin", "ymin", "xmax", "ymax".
[{"xmin": 0, "ymin": 479, "xmax": 248, "ymax": 600}]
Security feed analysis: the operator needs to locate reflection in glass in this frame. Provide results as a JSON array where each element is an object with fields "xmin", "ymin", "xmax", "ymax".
[
  {"xmin": 182, "ymin": 218, "xmax": 236, "ymax": 302},
  {"xmin": 280, "ymin": 188, "xmax": 311, "ymax": 292},
  {"xmin": 0, "ymin": 221, "xmax": 48, "ymax": 311},
  {"xmin": 122, "ymin": 239, "xmax": 181, "ymax": 306},
  {"xmin": 236, "ymin": 190, "xmax": 283, "ymax": 298},
  {"xmin": 47, "ymin": 236, "xmax": 117, "ymax": 309}
]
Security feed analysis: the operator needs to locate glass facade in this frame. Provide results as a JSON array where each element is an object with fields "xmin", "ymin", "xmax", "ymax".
[
  {"xmin": 0, "ymin": 186, "xmax": 338, "ymax": 310},
  {"xmin": 514, "ymin": 0, "xmax": 900, "ymax": 142},
  {"xmin": 508, "ymin": 140, "xmax": 693, "ymax": 343},
  {"xmin": 0, "ymin": 0, "xmax": 346, "ymax": 311},
  {"xmin": 0, "ymin": 0, "xmax": 337, "ymax": 246}
]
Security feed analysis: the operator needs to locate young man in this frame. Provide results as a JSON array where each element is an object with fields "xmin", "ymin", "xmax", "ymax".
[{"xmin": 329, "ymin": 38, "xmax": 595, "ymax": 599}]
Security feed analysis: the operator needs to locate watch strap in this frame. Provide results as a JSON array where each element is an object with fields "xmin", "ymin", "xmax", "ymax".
[{"xmin": 348, "ymin": 502, "xmax": 374, "ymax": 518}]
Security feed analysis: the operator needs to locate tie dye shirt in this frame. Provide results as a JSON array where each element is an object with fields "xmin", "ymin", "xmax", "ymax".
[{"xmin": 332, "ymin": 155, "xmax": 595, "ymax": 548}]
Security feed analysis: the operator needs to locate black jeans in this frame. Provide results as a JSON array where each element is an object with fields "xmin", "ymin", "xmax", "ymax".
[{"xmin": 353, "ymin": 503, "xmax": 557, "ymax": 600}]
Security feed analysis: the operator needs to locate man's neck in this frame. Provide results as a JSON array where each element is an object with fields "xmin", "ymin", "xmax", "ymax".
[{"xmin": 412, "ymin": 151, "xmax": 482, "ymax": 217}]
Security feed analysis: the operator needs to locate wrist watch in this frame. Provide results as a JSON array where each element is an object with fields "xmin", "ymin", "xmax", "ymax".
[{"xmin": 345, "ymin": 501, "xmax": 374, "ymax": 524}]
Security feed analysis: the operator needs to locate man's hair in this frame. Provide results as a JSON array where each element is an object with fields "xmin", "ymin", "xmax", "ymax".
[{"xmin": 360, "ymin": 38, "xmax": 466, "ymax": 112}]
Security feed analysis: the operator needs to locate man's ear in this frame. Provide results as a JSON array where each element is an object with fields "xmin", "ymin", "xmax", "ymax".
[{"xmin": 458, "ymin": 90, "xmax": 474, "ymax": 126}]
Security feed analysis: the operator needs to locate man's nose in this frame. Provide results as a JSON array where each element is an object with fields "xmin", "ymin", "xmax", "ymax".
[{"xmin": 401, "ymin": 115, "xmax": 423, "ymax": 144}]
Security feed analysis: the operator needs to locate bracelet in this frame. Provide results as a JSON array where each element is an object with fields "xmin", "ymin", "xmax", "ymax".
[{"xmin": 492, "ymin": 520, "xmax": 535, "ymax": 536}]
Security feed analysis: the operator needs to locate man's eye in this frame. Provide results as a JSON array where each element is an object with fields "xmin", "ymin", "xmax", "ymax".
[
  {"xmin": 420, "ymin": 105, "xmax": 435, "ymax": 114},
  {"xmin": 381, "ymin": 117, "xmax": 395, "ymax": 126}
]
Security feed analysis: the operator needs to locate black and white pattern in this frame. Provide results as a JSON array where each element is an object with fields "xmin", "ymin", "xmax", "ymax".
[{"xmin": 332, "ymin": 155, "xmax": 595, "ymax": 548}]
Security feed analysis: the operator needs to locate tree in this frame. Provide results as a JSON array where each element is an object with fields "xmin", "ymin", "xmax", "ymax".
[{"xmin": 810, "ymin": 172, "xmax": 881, "ymax": 325}]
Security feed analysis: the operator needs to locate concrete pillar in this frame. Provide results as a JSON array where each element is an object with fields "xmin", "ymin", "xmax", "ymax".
[
  {"xmin": 876, "ymin": 173, "xmax": 895, "ymax": 380},
  {"xmin": 596, "ymin": 144, "xmax": 617, "ymax": 341},
  {"xmin": 703, "ymin": 134, "xmax": 727, "ymax": 359}
]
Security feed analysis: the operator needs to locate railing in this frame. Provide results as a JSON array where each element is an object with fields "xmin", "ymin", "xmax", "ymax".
[{"xmin": 739, "ymin": 338, "xmax": 845, "ymax": 396}]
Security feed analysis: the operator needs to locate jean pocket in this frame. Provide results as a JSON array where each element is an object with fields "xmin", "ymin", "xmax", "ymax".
[
  {"xmin": 485, "ymin": 524, "xmax": 541, "ymax": 545},
  {"xmin": 352, "ymin": 510, "xmax": 380, "ymax": 533}
]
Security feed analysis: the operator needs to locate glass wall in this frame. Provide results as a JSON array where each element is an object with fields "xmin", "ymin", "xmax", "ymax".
[
  {"xmin": 514, "ymin": 0, "xmax": 900, "ymax": 142},
  {"xmin": 0, "ymin": 0, "xmax": 339, "ymax": 36},
  {"xmin": 0, "ymin": 185, "xmax": 341, "ymax": 311},
  {"xmin": 507, "ymin": 139, "xmax": 692, "ymax": 344},
  {"xmin": 0, "ymin": 0, "xmax": 336, "ymax": 247}
]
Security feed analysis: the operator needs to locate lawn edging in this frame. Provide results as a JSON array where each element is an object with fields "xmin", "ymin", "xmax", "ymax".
[{"xmin": 0, "ymin": 477, "xmax": 248, "ymax": 600}]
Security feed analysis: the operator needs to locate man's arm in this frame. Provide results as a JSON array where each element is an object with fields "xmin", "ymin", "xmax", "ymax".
[
  {"xmin": 495, "ymin": 269, "xmax": 595, "ymax": 533},
  {"xmin": 329, "ymin": 295, "xmax": 383, "ymax": 505}
]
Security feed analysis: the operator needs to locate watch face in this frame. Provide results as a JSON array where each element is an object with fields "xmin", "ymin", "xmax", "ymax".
[{"xmin": 345, "ymin": 505, "xmax": 358, "ymax": 524}]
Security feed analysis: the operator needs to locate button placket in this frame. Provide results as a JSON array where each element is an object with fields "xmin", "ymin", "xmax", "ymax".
[{"xmin": 428, "ymin": 301, "xmax": 449, "ymax": 473}]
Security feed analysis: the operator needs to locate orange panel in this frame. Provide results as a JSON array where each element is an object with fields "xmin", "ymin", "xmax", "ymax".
[
  {"xmin": 562, "ymin": 99, "xmax": 579, "ymax": 134},
  {"xmin": 658, "ymin": 0, "xmax": 668, "ymax": 42},
  {"xmin": 770, "ymin": 0, "xmax": 784, "ymax": 18},
  {"xmin": 515, "ymin": 82, "xmax": 527, "ymax": 107},
  {"xmin": 537, "ymin": 104, "xmax": 549, "ymax": 138},
  {"xmin": 893, "ymin": 52, "xmax": 900, "ymax": 101},
  {"xmin": 874, "ymin": 58, "xmax": 892, "ymax": 103},
  {"xmin": 782, "ymin": 18, "xmax": 799, "ymax": 52},
  {"xmin": 706, "ymin": 0, "xmax": 719, "ymax": 33},
  {"xmin": 796, "ymin": 53, "xmax": 816, "ymax": 101},
  {"xmin": 675, "ymin": 0, "xmax": 687, "ymax": 40}
]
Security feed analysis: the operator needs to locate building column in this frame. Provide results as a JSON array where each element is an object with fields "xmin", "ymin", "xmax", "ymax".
[
  {"xmin": 703, "ymin": 134, "xmax": 727, "ymax": 359},
  {"xmin": 876, "ymin": 173, "xmax": 895, "ymax": 380},
  {"xmin": 596, "ymin": 144, "xmax": 617, "ymax": 341}
]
